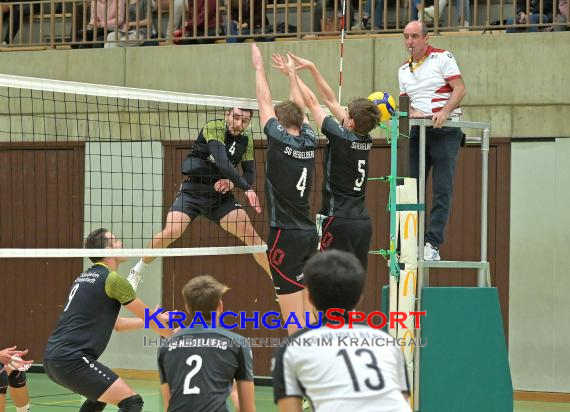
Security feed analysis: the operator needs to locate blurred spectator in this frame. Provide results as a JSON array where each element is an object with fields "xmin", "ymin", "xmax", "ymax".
[
  {"xmin": 314, "ymin": 0, "xmax": 359, "ymax": 32},
  {"xmin": 423, "ymin": 0, "xmax": 470, "ymax": 27},
  {"xmin": 174, "ymin": 0, "xmax": 223, "ymax": 44},
  {"xmin": 159, "ymin": 0, "xmax": 186, "ymax": 38},
  {"xmin": 506, "ymin": 0, "xmax": 553, "ymax": 32},
  {"xmin": 73, "ymin": 0, "xmax": 127, "ymax": 48},
  {"xmin": 225, "ymin": 0, "xmax": 271, "ymax": 41},
  {"xmin": 352, "ymin": 0, "xmax": 384, "ymax": 30},
  {"xmin": 553, "ymin": 0, "xmax": 568, "ymax": 30},
  {"xmin": 106, "ymin": 0, "xmax": 156, "ymax": 47},
  {"xmin": 1, "ymin": 0, "xmax": 31, "ymax": 45}
]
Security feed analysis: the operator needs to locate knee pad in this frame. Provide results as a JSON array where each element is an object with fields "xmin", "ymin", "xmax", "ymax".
[
  {"xmin": 0, "ymin": 370, "xmax": 7, "ymax": 395},
  {"xmin": 79, "ymin": 399, "xmax": 107, "ymax": 412},
  {"xmin": 118, "ymin": 394, "xmax": 143, "ymax": 412},
  {"xmin": 8, "ymin": 370, "xmax": 26, "ymax": 388}
]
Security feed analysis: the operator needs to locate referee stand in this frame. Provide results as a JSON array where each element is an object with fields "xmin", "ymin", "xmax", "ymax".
[{"xmin": 374, "ymin": 99, "xmax": 513, "ymax": 412}]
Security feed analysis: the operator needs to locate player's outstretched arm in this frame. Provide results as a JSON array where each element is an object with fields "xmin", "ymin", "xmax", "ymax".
[
  {"xmin": 252, "ymin": 43, "xmax": 275, "ymax": 128},
  {"xmin": 278, "ymin": 398, "xmax": 302, "ymax": 412},
  {"xmin": 236, "ymin": 380, "xmax": 256, "ymax": 412},
  {"xmin": 272, "ymin": 53, "xmax": 311, "ymax": 125},
  {"xmin": 289, "ymin": 53, "xmax": 346, "ymax": 123},
  {"xmin": 114, "ymin": 305, "xmax": 170, "ymax": 332},
  {"xmin": 124, "ymin": 298, "xmax": 173, "ymax": 338}
]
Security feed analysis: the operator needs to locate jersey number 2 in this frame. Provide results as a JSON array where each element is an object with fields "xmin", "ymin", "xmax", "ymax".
[
  {"xmin": 296, "ymin": 167, "xmax": 308, "ymax": 198},
  {"xmin": 353, "ymin": 160, "xmax": 366, "ymax": 192},
  {"xmin": 183, "ymin": 354, "xmax": 203, "ymax": 395},
  {"xmin": 337, "ymin": 348, "xmax": 385, "ymax": 392}
]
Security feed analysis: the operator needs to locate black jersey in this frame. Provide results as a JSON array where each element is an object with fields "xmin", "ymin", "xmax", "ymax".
[
  {"xmin": 320, "ymin": 116, "xmax": 372, "ymax": 219},
  {"xmin": 264, "ymin": 118, "xmax": 317, "ymax": 230},
  {"xmin": 158, "ymin": 326, "xmax": 254, "ymax": 412},
  {"xmin": 182, "ymin": 119, "xmax": 255, "ymax": 191},
  {"xmin": 44, "ymin": 263, "xmax": 136, "ymax": 361}
]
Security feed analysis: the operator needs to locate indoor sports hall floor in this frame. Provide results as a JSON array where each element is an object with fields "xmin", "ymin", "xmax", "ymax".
[
  {"xmin": 4, "ymin": 374, "xmax": 569, "ymax": 411},
  {"xmin": 6, "ymin": 373, "xmax": 570, "ymax": 412}
]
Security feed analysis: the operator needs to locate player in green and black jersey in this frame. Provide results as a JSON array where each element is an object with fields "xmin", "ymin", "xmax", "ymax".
[
  {"xmin": 128, "ymin": 108, "xmax": 272, "ymax": 290},
  {"xmin": 285, "ymin": 53, "xmax": 380, "ymax": 271},
  {"xmin": 253, "ymin": 44, "xmax": 318, "ymax": 335},
  {"xmin": 158, "ymin": 276, "xmax": 254, "ymax": 412},
  {"xmin": 44, "ymin": 228, "xmax": 172, "ymax": 412}
]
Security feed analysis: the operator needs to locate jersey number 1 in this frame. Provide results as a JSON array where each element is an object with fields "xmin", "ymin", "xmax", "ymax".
[
  {"xmin": 296, "ymin": 167, "xmax": 308, "ymax": 198},
  {"xmin": 183, "ymin": 354, "xmax": 203, "ymax": 395}
]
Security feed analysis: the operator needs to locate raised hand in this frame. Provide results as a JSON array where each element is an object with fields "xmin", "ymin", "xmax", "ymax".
[
  {"xmin": 251, "ymin": 43, "xmax": 264, "ymax": 70},
  {"xmin": 288, "ymin": 53, "xmax": 315, "ymax": 71},
  {"xmin": 271, "ymin": 53, "xmax": 288, "ymax": 75}
]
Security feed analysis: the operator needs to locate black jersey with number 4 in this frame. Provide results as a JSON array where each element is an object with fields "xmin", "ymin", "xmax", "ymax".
[
  {"xmin": 320, "ymin": 116, "xmax": 372, "ymax": 219},
  {"xmin": 44, "ymin": 263, "xmax": 136, "ymax": 361},
  {"xmin": 264, "ymin": 118, "xmax": 317, "ymax": 230},
  {"xmin": 158, "ymin": 326, "xmax": 254, "ymax": 412}
]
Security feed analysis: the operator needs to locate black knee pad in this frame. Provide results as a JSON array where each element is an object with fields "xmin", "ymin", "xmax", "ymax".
[
  {"xmin": 79, "ymin": 399, "xmax": 107, "ymax": 412},
  {"xmin": 118, "ymin": 394, "xmax": 143, "ymax": 412},
  {"xmin": 0, "ymin": 369, "xmax": 7, "ymax": 394},
  {"xmin": 8, "ymin": 370, "xmax": 26, "ymax": 388}
]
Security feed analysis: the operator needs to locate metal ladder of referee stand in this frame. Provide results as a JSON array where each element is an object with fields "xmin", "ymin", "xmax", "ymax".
[{"xmin": 410, "ymin": 117, "xmax": 491, "ymax": 411}]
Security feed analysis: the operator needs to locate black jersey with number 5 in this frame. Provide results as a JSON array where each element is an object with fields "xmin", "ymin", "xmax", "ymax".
[
  {"xmin": 264, "ymin": 118, "xmax": 317, "ymax": 230},
  {"xmin": 320, "ymin": 116, "xmax": 372, "ymax": 219}
]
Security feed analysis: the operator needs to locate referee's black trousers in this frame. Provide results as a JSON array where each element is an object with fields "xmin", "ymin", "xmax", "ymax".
[{"xmin": 409, "ymin": 125, "xmax": 463, "ymax": 248}]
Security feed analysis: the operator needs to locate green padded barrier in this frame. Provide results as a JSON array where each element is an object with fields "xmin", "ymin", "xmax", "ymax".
[{"xmin": 419, "ymin": 287, "xmax": 513, "ymax": 412}]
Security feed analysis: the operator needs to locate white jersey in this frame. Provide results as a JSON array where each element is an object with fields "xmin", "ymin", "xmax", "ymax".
[
  {"xmin": 272, "ymin": 323, "xmax": 411, "ymax": 412},
  {"xmin": 398, "ymin": 46, "xmax": 462, "ymax": 117}
]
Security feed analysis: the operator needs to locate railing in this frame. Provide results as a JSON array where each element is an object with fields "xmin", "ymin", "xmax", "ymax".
[{"xmin": 0, "ymin": 0, "xmax": 567, "ymax": 49}]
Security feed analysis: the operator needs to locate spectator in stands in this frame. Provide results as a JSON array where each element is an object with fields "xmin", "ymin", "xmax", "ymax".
[
  {"xmin": 225, "ymin": 0, "xmax": 271, "ymax": 42},
  {"xmin": 106, "ymin": 0, "xmax": 156, "ymax": 47},
  {"xmin": 1, "ymin": 0, "xmax": 31, "ymax": 46},
  {"xmin": 158, "ymin": 0, "xmax": 186, "ymax": 39},
  {"xmin": 313, "ymin": 0, "xmax": 359, "ymax": 32},
  {"xmin": 506, "ymin": 0, "xmax": 553, "ymax": 32},
  {"xmin": 73, "ymin": 0, "xmax": 127, "ymax": 48},
  {"xmin": 352, "ymin": 0, "xmax": 384, "ymax": 30},
  {"xmin": 423, "ymin": 0, "xmax": 470, "ymax": 27},
  {"xmin": 174, "ymin": 0, "xmax": 223, "ymax": 44},
  {"xmin": 553, "ymin": 0, "xmax": 568, "ymax": 30}
]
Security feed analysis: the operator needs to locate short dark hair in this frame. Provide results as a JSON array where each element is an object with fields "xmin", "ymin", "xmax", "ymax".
[
  {"xmin": 274, "ymin": 100, "xmax": 304, "ymax": 130},
  {"xmin": 182, "ymin": 275, "xmax": 230, "ymax": 320},
  {"xmin": 84, "ymin": 228, "xmax": 111, "ymax": 263},
  {"xmin": 229, "ymin": 107, "xmax": 253, "ymax": 117},
  {"xmin": 304, "ymin": 250, "xmax": 365, "ymax": 312},
  {"xmin": 348, "ymin": 98, "xmax": 380, "ymax": 135}
]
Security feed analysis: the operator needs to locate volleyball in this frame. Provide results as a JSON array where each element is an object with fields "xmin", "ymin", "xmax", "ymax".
[{"xmin": 368, "ymin": 91, "xmax": 396, "ymax": 122}]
